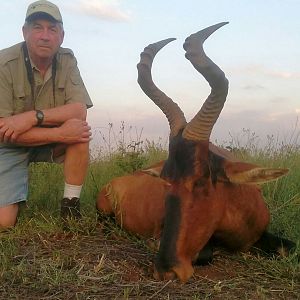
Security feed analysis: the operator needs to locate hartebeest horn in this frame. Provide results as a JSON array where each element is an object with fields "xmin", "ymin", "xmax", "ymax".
[
  {"xmin": 137, "ymin": 38, "xmax": 187, "ymax": 138},
  {"xmin": 182, "ymin": 22, "xmax": 229, "ymax": 141}
]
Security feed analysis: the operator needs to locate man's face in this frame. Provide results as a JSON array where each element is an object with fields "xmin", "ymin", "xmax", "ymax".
[{"xmin": 22, "ymin": 18, "xmax": 64, "ymax": 61}]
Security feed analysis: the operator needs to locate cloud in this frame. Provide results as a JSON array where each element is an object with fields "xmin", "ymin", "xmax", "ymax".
[
  {"xmin": 267, "ymin": 70, "xmax": 300, "ymax": 79},
  {"xmin": 265, "ymin": 111, "xmax": 289, "ymax": 122},
  {"xmin": 212, "ymin": 109, "xmax": 300, "ymax": 147},
  {"xmin": 229, "ymin": 64, "xmax": 300, "ymax": 79},
  {"xmin": 69, "ymin": 0, "xmax": 131, "ymax": 22},
  {"xmin": 243, "ymin": 84, "xmax": 266, "ymax": 91},
  {"xmin": 269, "ymin": 96, "xmax": 288, "ymax": 104}
]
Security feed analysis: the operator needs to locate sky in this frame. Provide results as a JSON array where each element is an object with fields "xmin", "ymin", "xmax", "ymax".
[{"xmin": 1, "ymin": 0, "xmax": 300, "ymax": 149}]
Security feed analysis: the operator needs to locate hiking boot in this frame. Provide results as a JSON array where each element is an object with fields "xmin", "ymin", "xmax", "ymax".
[{"xmin": 61, "ymin": 197, "xmax": 81, "ymax": 221}]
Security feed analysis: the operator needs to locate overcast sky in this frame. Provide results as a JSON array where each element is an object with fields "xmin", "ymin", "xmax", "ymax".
[{"xmin": 1, "ymin": 0, "xmax": 299, "ymax": 148}]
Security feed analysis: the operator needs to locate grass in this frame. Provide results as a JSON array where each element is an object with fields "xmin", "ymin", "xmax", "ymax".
[{"xmin": 0, "ymin": 126, "xmax": 299, "ymax": 299}]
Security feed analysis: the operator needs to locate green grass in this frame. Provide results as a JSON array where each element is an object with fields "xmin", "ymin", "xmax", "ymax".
[{"xmin": 0, "ymin": 130, "xmax": 299, "ymax": 299}]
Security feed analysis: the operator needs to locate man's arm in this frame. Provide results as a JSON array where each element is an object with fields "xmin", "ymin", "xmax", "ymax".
[
  {"xmin": 41, "ymin": 102, "xmax": 87, "ymax": 125},
  {"xmin": 0, "ymin": 102, "xmax": 87, "ymax": 143},
  {"xmin": 3, "ymin": 118, "xmax": 91, "ymax": 147}
]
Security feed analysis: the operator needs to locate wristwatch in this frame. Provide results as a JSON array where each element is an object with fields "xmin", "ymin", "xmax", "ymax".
[{"xmin": 35, "ymin": 110, "xmax": 44, "ymax": 126}]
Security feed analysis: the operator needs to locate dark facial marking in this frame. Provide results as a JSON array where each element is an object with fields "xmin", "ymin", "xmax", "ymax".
[
  {"xmin": 155, "ymin": 194, "xmax": 181, "ymax": 273},
  {"xmin": 208, "ymin": 151, "xmax": 227, "ymax": 186},
  {"xmin": 161, "ymin": 133, "xmax": 197, "ymax": 182}
]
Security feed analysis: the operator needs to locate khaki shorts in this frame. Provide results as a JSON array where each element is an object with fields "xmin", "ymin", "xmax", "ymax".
[{"xmin": 0, "ymin": 144, "xmax": 64, "ymax": 207}]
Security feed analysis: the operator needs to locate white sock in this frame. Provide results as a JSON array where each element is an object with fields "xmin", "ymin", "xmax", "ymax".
[{"xmin": 63, "ymin": 183, "xmax": 83, "ymax": 199}]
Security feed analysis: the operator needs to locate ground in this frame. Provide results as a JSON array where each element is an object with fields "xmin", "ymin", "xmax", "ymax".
[{"xmin": 0, "ymin": 220, "xmax": 299, "ymax": 300}]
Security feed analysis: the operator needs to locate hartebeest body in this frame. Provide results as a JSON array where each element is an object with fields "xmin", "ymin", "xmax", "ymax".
[{"xmin": 96, "ymin": 23, "xmax": 295, "ymax": 282}]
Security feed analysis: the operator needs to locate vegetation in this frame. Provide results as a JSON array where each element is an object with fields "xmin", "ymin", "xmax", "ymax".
[{"xmin": 0, "ymin": 125, "xmax": 299, "ymax": 299}]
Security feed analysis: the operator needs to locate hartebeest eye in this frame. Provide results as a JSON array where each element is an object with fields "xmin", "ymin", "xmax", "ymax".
[
  {"xmin": 193, "ymin": 178, "xmax": 207, "ymax": 189},
  {"xmin": 193, "ymin": 164, "xmax": 210, "ymax": 190}
]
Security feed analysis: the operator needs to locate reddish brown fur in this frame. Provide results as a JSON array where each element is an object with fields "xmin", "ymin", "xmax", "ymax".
[
  {"xmin": 97, "ymin": 162, "xmax": 168, "ymax": 239},
  {"xmin": 169, "ymin": 174, "xmax": 269, "ymax": 281},
  {"xmin": 96, "ymin": 146, "xmax": 271, "ymax": 282},
  {"xmin": 154, "ymin": 141, "xmax": 271, "ymax": 281}
]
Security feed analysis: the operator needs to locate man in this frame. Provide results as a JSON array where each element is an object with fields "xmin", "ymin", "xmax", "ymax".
[{"xmin": 0, "ymin": 0, "xmax": 93, "ymax": 229}]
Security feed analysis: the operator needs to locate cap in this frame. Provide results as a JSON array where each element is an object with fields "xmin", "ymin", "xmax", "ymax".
[{"xmin": 25, "ymin": 0, "xmax": 63, "ymax": 23}]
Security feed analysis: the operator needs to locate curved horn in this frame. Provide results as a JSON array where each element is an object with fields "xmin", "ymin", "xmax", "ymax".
[
  {"xmin": 182, "ymin": 22, "xmax": 229, "ymax": 141},
  {"xmin": 137, "ymin": 38, "xmax": 187, "ymax": 138}
]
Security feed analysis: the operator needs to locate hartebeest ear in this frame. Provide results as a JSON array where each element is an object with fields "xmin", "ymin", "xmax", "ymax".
[
  {"xmin": 141, "ymin": 166, "xmax": 171, "ymax": 187},
  {"xmin": 141, "ymin": 166, "xmax": 163, "ymax": 177},
  {"xmin": 223, "ymin": 161, "xmax": 289, "ymax": 185}
]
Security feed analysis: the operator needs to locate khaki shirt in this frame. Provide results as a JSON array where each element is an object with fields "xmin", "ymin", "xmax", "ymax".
[{"xmin": 0, "ymin": 42, "xmax": 93, "ymax": 117}]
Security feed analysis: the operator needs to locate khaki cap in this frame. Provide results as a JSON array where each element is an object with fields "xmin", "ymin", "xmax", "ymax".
[{"xmin": 25, "ymin": 0, "xmax": 63, "ymax": 23}]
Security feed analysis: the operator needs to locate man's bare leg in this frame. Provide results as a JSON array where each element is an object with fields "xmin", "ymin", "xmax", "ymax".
[
  {"xmin": 58, "ymin": 141, "xmax": 89, "ymax": 222},
  {"xmin": 0, "ymin": 204, "xmax": 19, "ymax": 229},
  {"xmin": 63, "ymin": 142, "xmax": 89, "ymax": 185}
]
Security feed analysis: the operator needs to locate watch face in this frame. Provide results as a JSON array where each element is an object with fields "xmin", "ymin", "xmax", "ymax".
[
  {"xmin": 37, "ymin": 111, "xmax": 43, "ymax": 120},
  {"xmin": 36, "ymin": 110, "xmax": 44, "ymax": 125}
]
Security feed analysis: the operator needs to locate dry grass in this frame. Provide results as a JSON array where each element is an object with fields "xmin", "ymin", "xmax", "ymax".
[{"xmin": 0, "ymin": 217, "xmax": 299, "ymax": 300}]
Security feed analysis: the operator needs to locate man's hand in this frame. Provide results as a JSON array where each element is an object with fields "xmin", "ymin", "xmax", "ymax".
[
  {"xmin": 0, "ymin": 111, "xmax": 36, "ymax": 143},
  {"xmin": 56, "ymin": 119, "xmax": 92, "ymax": 144}
]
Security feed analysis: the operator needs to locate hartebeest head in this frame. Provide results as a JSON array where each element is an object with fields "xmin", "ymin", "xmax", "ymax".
[{"xmin": 137, "ymin": 23, "xmax": 288, "ymax": 282}]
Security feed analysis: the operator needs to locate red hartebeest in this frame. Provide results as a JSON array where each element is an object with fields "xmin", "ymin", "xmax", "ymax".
[{"xmin": 96, "ymin": 23, "xmax": 295, "ymax": 282}]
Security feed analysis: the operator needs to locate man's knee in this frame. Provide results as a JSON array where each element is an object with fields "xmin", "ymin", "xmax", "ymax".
[
  {"xmin": 65, "ymin": 141, "xmax": 89, "ymax": 157},
  {"xmin": 60, "ymin": 141, "xmax": 89, "ymax": 153},
  {"xmin": 0, "ymin": 204, "xmax": 19, "ymax": 229},
  {"xmin": 73, "ymin": 141, "xmax": 89, "ymax": 151}
]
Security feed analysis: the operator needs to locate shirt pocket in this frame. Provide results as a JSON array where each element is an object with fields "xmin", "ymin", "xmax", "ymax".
[
  {"xmin": 13, "ymin": 85, "xmax": 33, "ymax": 114},
  {"xmin": 54, "ymin": 87, "xmax": 66, "ymax": 107}
]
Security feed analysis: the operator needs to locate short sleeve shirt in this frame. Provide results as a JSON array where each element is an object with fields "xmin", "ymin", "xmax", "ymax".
[{"xmin": 0, "ymin": 42, "xmax": 93, "ymax": 117}]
